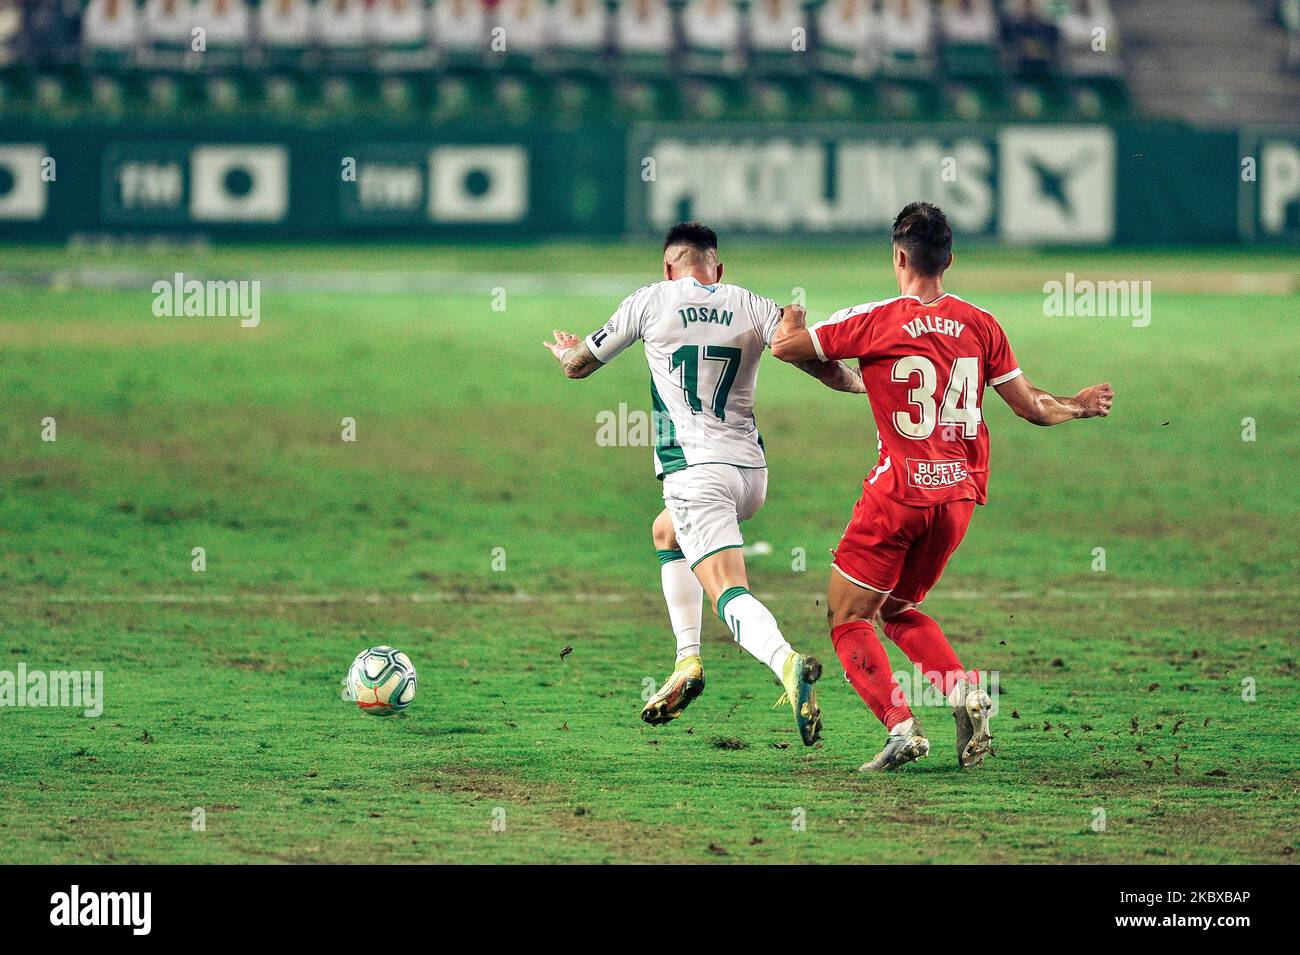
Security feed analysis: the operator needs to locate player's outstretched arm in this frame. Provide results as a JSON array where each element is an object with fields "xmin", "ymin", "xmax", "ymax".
[
  {"xmin": 792, "ymin": 357, "xmax": 866, "ymax": 394},
  {"xmin": 994, "ymin": 374, "xmax": 1113, "ymax": 426},
  {"xmin": 770, "ymin": 304, "xmax": 820, "ymax": 363},
  {"xmin": 771, "ymin": 305, "xmax": 865, "ymax": 394},
  {"xmin": 543, "ymin": 330, "xmax": 602, "ymax": 379}
]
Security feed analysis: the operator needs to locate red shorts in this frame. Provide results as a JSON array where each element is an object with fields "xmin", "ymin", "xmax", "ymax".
[{"xmin": 832, "ymin": 483, "xmax": 975, "ymax": 603}]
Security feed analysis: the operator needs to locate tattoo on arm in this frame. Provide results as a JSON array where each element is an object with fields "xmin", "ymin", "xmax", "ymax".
[
  {"xmin": 794, "ymin": 358, "xmax": 866, "ymax": 394},
  {"xmin": 561, "ymin": 342, "xmax": 601, "ymax": 379}
]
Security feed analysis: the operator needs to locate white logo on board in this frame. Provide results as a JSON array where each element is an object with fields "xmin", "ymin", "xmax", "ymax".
[
  {"xmin": 190, "ymin": 145, "xmax": 289, "ymax": 223},
  {"xmin": 1260, "ymin": 141, "xmax": 1300, "ymax": 237},
  {"xmin": 428, "ymin": 146, "xmax": 527, "ymax": 223},
  {"xmin": 0, "ymin": 144, "xmax": 49, "ymax": 221},
  {"xmin": 998, "ymin": 127, "xmax": 1115, "ymax": 244}
]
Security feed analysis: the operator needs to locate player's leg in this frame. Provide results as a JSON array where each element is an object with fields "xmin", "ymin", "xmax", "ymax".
[
  {"xmin": 827, "ymin": 570, "xmax": 908, "ymax": 728},
  {"xmin": 881, "ymin": 499, "xmax": 992, "ymax": 768},
  {"xmin": 641, "ymin": 509, "xmax": 706, "ymax": 725},
  {"xmin": 693, "ymin": 546, "xmax": 773, "ymax": 669},
  {"xmin": 680, "ymin": 465, "xmax": 785, "ymax": 675},
  {"xmin": 681, "ymin": 467, "xmax": 822, "ymax": 745},
  {"xmin": 827, "ymin": 570, "xmax": 929, "ymax": 771},
  {"xmin": 653, "ymin": 508, "xmax": 703, "ymax": 664},
  {"xmin": 694, "ymin": 547, "xmax": 823, "ymax": 746},
  {"xmin": 883, "ymin": 593, "xmax": 993, "ymax": 768},
  {"xmin": 826, "ymin": 487, "xmax": 930, "ymax": 771}
]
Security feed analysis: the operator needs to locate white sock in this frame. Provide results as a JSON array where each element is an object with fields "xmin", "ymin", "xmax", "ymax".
[
  {"xmin": 659, "ymin": 556, "xmax": 703, "ymax": 663},
  {"xmin": 892, "ymin": 717, "xmax": 914, "ymax": 736},
  {"xmin": 717, "ymin": 589, "xmax": 793, "ymax": 678}
]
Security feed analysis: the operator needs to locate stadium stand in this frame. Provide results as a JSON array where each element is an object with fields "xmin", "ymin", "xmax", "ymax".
[
  {"xmin": 1118, "ymin": 0, "xmax": 1300, "ymax": 124},
  {"xmin": 1285, "ymin": 0, "xmax": 1300, "ymax": 72},
  {"xmin": 1, "ymin": 0, "xmax": 1139, "ymax": 122}
]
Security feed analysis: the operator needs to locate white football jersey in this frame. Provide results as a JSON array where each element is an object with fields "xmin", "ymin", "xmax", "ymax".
[{"xmin": 584, "ymin": 277, "xmax": 783, "ymax": 478}]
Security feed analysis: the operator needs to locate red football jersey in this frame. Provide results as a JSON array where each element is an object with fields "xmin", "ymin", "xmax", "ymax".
[{"xmin": 808, "ymin": 293, "xmax": 1020, "ymax": 506}]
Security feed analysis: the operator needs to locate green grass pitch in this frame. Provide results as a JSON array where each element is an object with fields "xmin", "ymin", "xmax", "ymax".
[{"xmin": 0, "ymin": 242, "xmax": 1296, "ymax": 864}]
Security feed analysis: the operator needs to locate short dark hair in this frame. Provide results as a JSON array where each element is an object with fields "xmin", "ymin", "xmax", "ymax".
[
  {"xmin": 663, "ymin": 221, "xmax": 718, "ymax": 254},
  {"xmin": 891, "ymin": 202, "xmax": 952, "ymax": 276}
]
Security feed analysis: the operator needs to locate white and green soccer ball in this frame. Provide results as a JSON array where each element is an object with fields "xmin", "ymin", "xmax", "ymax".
[{"xmin": 344, "ymin": 646, "xmax": 417, "ymax": 717}]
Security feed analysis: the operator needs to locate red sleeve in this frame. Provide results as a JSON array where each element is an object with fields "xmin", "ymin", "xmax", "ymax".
[
  {"xmin": 985, "ymin": 317, "xmax": 1021, "ymax": 386},
  {"xmin": 808, "ymin": 308, "xmax": 876, "ymax": 362}
]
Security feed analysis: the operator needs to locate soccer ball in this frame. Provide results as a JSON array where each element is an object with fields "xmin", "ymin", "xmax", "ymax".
[{"xmin": 345, "ymin": 646, "xmax": 417, "ymax": 717}]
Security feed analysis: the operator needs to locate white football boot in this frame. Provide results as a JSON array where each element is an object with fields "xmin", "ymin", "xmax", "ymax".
[
  {"xmin": 859, "ymin": 718, "xmax": 930, "ymax": 772},
  {"xmin": 953, "ymin": 684, "xmax": 994, "ymax": 768}
]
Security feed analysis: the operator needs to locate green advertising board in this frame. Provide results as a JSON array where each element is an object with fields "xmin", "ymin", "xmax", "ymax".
[{"xmin": 0, "ymin": 120, "xmax": 1291, "ymax": 244}]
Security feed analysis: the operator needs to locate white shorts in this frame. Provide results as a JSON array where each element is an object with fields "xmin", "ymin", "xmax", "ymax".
[{"xmin": 662, "ymin": 464, "xmax": 768, "ymax": 568}]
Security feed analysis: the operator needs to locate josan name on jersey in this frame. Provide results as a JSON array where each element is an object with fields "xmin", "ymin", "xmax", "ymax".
[{"xmin": 585, "ymin": 277, "xmax": 784, "ymax": 479}]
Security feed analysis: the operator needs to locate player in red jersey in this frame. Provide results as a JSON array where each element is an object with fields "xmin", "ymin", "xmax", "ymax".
[{"xmin": 772, "ymin": 202, "xmax": 1113, "ymax": 771}]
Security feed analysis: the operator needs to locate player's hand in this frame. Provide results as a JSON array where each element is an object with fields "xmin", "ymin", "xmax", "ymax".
[
  {"xmin": 1075, "ymin": 383, "xmax": 1114, "ymax": 418},
  {"xmin": 543, "ymin": 329, "xmax": 581, "ymax": 360},
  {"xmin": 779, "ymin": 304, "xmax": 807, "ymax": 328}
]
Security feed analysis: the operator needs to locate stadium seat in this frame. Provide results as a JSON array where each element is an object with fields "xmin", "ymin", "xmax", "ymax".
[
  {"xmin": 613, "ymin": 0, "xmax": 674, "ymax": 79},
  {"xmin": 549, "ymin": 0, "xmax": 612, "ymax": 76},
  {"xmin": 0, "ymin": 0, "xmax": 1130, "ymax": 121},
  {"xmin": 880, "ymin": 0, "xmax": 936, "ymax": 80},
  {"xmin": 814, "ymin": 0, "xmax": 879, "ymax": 79},
  {"xmin": 681, "ymin": 0, "xmax": 745, "ymax": 78},
  {"xmin": 747, "ymin": 0, "xmax": 810, "ymax": 77}
]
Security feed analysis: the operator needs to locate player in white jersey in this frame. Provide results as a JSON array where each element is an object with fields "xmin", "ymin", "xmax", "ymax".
[{"xmin": 544, "ymin": 222, "xmax": 866, "ymax": 745}]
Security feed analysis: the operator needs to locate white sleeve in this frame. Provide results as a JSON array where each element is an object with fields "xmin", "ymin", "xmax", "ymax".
[
  {"xmin": 585, "ymin": 286, "xmax": 651, "ymax": 363},
  {"xmin": 807, "ymin": 305, "xmax": 858, "ymax": 362},
  {"xmin": 752, "ymin": 293, "xmax": 784, "ymax": 347}
]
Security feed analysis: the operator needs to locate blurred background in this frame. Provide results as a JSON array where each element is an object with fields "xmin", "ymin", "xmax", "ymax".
[
  {"xmin": 3, "ymin": 0, "xmax": 1299, "ymax": 123},
  {"xmin": 0, "ymin": 1, "xmax": 1297, "ymax": 243}
]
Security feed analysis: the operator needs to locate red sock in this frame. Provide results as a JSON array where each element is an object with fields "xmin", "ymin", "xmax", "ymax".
[
  {"xmin": 831, "ymin": 620, "xmax": 913, "ymax": 729},
  {"xmin": 882, "ymin": 608, "xmax": 977, "ymax": 697}
]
